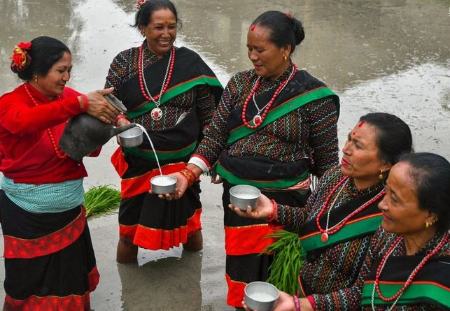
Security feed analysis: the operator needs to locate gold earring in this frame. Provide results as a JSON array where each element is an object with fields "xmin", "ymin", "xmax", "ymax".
[
  {"xmin": 425, "ymin": 221, "xmax": 432, "ymax": 228},
  {"xmin": 284, "ymin": 55, "xmax": 288, "ymax": 61},
  {"xmin": 379, "ymin": 170, "xmax": 384, "ymax": 180}
]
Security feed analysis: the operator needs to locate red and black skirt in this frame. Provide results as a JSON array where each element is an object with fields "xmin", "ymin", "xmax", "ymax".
[
  {"xmin": 222, "ymin": 181, "xmax": 309, "ymax": 307},
  {"xmin": 0, "ymin": 191, "xmax": 99, "ymax": 311},
  {"xmin": 112, "ymin": 150, "xmax": 202, "ymax": 250}
]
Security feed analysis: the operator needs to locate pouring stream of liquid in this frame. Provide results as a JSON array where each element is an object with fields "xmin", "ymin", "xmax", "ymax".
[{"xmin": 134, "ymin": 124, "xmax": 164, "ymax": 176}]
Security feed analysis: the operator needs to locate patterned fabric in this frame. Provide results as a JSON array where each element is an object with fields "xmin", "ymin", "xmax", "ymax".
[
  {"xmin": 315, "ymin": 228, "xmax": 450, "ymax": 310},
  {"xmin": 0, "ymin": 193, "xmax": 99, "ymax": 311},
  {"xmin": 275, "ymin": 166, "xmax": 385, "ymax": 310},
  {"xmin": 1, "ymin": 176, "xmax": 84, "ymax": 213},
  {"xmin": 105, "ymin": 42, "xmax": 220, "ymax": 251},
  {"xmin": 105, "ymin": 43, "xmax": 217, "ymax": 131},
  {"xmin": 196, "ymin": 66, "xmax": 339, "ymax": 177}
]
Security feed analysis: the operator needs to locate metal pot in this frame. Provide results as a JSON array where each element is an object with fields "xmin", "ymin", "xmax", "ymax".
[
  {"xmin": 117, "ymin": 126, "xmax": 144, "ymax": 147},
  {"xmin": 59, "ymin": 114, "xmax": 136, "ymax": 162}
]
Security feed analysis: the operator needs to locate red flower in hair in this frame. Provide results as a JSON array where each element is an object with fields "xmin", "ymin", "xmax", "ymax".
[
  {"xmin": 136, "ymin": 0, "xmax": 146, "ymax": 9},
  {"xmin": 10, "ymin": 41, "xmax": 32, "ymax": 72}
]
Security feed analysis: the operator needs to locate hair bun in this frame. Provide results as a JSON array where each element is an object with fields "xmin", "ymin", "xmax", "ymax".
[
  {"xmin": 10, "ymin": 42, "xmax": 32, "ymax": 73},
  {"xmin": 291, "ymin": 18, "xmax": 305, "ymax": 45}
]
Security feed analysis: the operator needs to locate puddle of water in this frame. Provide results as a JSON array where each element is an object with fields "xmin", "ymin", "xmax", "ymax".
[{"xmin": 339, "ymin": 61, "xmax": 450, "ymax": 158}]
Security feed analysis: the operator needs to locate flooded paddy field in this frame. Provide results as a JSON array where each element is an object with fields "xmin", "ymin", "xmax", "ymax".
[{"xmin": 0, "ymin": 0, "xmax": 449, "ymax": 310}]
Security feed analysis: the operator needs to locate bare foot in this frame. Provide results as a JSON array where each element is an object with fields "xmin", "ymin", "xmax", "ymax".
[
  {"xmin": 116, "ymin": 238, "xmax": 138, "ymax": 264},
  {"xmin": 183, "ymin": 230, "xmax": 203, "ymax": 252}
]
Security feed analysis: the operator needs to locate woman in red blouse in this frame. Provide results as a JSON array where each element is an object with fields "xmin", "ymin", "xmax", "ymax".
[{"xmin": 0, "ymin": 36, "xmax": 119, "ymax": 310}]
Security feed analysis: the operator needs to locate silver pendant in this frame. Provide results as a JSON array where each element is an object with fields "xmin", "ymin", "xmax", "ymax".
[
  {"xmin": 252, "ymin": 115, "xmax": 262, "ymax": 127},
  {"xmin": 151, "ymin": 107, "xmax": 163, "ymax": 121}
]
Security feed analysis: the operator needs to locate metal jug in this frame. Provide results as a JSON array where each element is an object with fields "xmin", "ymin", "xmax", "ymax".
[{"xmin": 59, "ymin": 114, "xmax": 136, "ymax": 162}]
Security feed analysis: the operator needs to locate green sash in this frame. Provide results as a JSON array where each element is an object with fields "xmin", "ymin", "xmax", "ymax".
[
  {"xmin": 227, "ymin": 87, "xmax": 336, "ymax": 145},
  {"xmin": 127, "ymin": 75, "xmax": 221, "ymax": 119},
  {"xmin": 362, "ymin": 282, "xmax": 450, "ymax": 308},
  {"xmin": 215, "ymin": 162, "xmax": 309, "ymax": 189},
  {"xmin": 300, "ymin": 214, "xmax": 382, "ymax": 254},
  {"xmin": 123, "ymin": 141, "xmax": 197, "ymax": 162}
]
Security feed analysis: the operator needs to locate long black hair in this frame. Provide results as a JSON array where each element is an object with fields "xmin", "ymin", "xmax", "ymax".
[
  {"xmin": 252, "ymin": 11, "xmax": 304, "ymax": 54},
  {"xmin": 133, "ymin": 0, "xmax": 180, "ymax": 28},
  {"xmin": 359, "ymin": 112, "xmax": 413, "ymax": 165},
  {"xmin": 399, "ymin": 152, "xmax": 450, "ymax": 234},
  {"xmin": 11, "ymin": 36, "xmax": 70, "ymax": 81}
]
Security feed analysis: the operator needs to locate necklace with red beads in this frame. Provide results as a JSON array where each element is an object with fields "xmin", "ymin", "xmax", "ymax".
[
  {"xmin": 241, "ymin": 65, "xmax": 297, "ymax": 129},
  {"xmin": 24, "ymin": 84, "xmax": 67, "ymax": 159},
  {"xmin": 138, "ymin": 44, "xmax": 175, "ymax": 121},
  {"xmin": 316, "ymin": 176, "xmax": 385, "ymax": 243},
  {"xmin": 371, "ymin": 232, "xmax": 449, "ymax": 310}
]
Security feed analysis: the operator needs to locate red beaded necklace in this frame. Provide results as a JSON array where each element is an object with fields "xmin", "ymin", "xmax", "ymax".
[
  {"xmin": 24, "ymin": 84, "xmax": 67, "ymax": 159},
  {"xmin": 373, "ymin": 232, "xmax": 449, "ymax": 307},
  {"xmin": 316, "ymin": 176, "xmax": 385, "ymax": 243},
  {"xmin": 241, "ymin": 65, "xmax": 297, "ymax": 129},
  {"xmin": 138, "ymin": 44, "xmax": 175, "ymax": 121}
]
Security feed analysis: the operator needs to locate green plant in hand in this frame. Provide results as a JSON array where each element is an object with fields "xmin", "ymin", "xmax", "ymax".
[
  {"xmin": 84, "ymin": 185, "xmax": 121, "ymax": 218},
  {"xmin": 265, "ymin": 230, "xmax": 305, "ymax": 295}
]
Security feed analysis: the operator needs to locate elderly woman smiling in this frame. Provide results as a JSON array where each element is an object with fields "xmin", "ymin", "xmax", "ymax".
[
  {"xmin": 233, "ymin": 112, "xmax": 413, "ymax": 310},
  {"xmin": 358, "ymin": 152, "xmax": 450, "ymax": 310}
]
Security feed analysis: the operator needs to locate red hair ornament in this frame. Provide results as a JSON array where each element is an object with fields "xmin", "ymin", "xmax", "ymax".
[
  {"xmin": 10, "ymin": 41, "xmax": 32, "ymax": 72},
  {"xmin": 136, "ymin": 0, "xmax": 146, "ymax": 9}
]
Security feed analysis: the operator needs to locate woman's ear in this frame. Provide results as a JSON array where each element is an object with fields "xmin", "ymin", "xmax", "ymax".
[{"xmin": 426, "ymin": 212, "xmax": 439, "ymax": 226}]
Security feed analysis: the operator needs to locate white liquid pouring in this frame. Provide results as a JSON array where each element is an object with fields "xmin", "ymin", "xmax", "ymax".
[{"xmin": 134, "ymin": 123, "xmax": 163, "ymax": 176}]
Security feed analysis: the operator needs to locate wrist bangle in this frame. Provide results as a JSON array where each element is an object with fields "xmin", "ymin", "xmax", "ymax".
[
  {"xmin": 180, "ymin": 168, "xmax": 197, "ymax": 187},
  {"xmin": 115, "ymin": 113, "xmax": 128, "ymax": 124},
  {"xmin": 293, "ymin": 295, "xmax": 301, "ymax": 311},
  {"xmin": 267, "ymin": 199, "xmax": 278, "ymax": 223},
  {"xmin": 79, "ymin": 94, "xmax": 89, "ymax": 111}
]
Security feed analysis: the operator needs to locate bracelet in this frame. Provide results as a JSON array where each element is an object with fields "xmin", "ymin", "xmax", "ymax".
[
  {"xmin": 267, "ymin": 199, "xmax": 278, "ymax": 223},
  {"xmin": 179, "ymin": 168, "xmax": 197, "ymax": 187},
  {"xmin": 293, "ymin": 295, "xmax": 301, "ymax": 311},
  {"xmin": 115, "ymin": 113, "xmax": 128, "ymax": 124},
  {"xmin": 78, "ymin": 94, "xmax": 89, "ymax": 111}
]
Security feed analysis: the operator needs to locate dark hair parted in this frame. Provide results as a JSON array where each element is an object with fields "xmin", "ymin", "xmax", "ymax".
[
  {"xmin": 134, "ymin": 0, "xmax": 180, "ymax": 28},
  {"xmin": 252, "ymin": 11, "xmax": 305, "ymax": 54},
  {"xmin": 359, "ymin": 112, "xmax": 413, "ymax": 165},
  {"xmin": 399, "ymin": 152, "xmax": 450, "ymax": 233},
  {"xmin": 12, "ymin": 36, "xmax": 70, "ymax": 81}
]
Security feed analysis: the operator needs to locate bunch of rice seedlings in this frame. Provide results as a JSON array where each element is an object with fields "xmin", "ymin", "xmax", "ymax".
[
  {"xmin": 84, "ymin": 185, "xmax": 121, "ymax": 218},
  {"xmin": 265, "ymin": 230, "xmax": 305, "ymax": 295}
]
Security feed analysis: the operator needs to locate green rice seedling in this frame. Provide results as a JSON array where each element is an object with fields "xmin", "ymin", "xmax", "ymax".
[
  {"xmin": 265, "ymin": 230, "xmax": 305, "ymax": 295},
  {"xmin": 84, "ymin": 185, "xmax": 121, "ymax": 218}
]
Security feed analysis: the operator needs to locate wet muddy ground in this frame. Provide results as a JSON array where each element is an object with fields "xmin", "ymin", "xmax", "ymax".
[{"xmin": 0, "ymin": 0, "xmax": 449, "ymax": 310}]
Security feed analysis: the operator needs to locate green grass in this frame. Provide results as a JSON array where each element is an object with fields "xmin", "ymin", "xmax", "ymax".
[
  {"xmin": 265, "ymin": 230, "xmax": 305, "ymax": 295},
  {"xmin": 84, "ymin": 185, "xmax": 121, "ymax": 218}
]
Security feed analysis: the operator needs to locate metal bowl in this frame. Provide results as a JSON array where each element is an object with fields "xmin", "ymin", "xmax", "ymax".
[
  {"xmin": 244, "ymin": 281, "xmax": 279, "ymax": 311},
  {"xmin": 151, "ymin": 175, "xmax": 177, "ymax": 194},
  {"xmin": 229, "ymin": 185, "xmax": 261, "ymax": 211},
  {"xmin": 118, "ymin": 127, "xmax": 143, "ymax": 147}
]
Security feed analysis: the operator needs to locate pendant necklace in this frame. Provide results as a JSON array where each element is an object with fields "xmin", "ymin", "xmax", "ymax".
[
  {"xmin": 315, "ymin": 176, "xmax": 385, "ymax": 243},
  {"xmin": 322, "ymin": 178, "xmax": 349, "ymax": 242},
  {"xmin": 370, "ymin": 233, "xmax": 448, "ymax": 311},
  {"xmin": 138, "ymin": 45, "xmax": 175, "ymax": 121},
  {"xmin": 24, "ymin": 84, "xmax": 67, "ymax": 159},
  {"xmin": 241, "ymin": 65, "xmax": 297, "ymax": 129}
]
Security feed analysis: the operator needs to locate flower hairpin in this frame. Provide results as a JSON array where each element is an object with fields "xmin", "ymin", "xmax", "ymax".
[
  {"xmin": 136, "ymin": 0, "xmax": 147, "ymax": 9},
  {"xmin": 10, "ymin": 41, "xmax": 32, "ymax": 72}
]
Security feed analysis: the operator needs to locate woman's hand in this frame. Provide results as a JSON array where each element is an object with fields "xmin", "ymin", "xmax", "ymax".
[
  {"xmin": 229, "ymin": 193, "xmax": 273, "ymax": 220},
  {"xmin": 273, "ymin": 291, "xmax": 296, "ymax": 311},
  {"xmin": 154, "ymin": 172, "xmax": 188, "ymax": 200},
  {"xmin": 84, "ymin": 87, "xmax": 120, "ymax": 124},
  {"xmin": 242, "ymin": 291, "xmax": 298, "ymax": 311}
]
